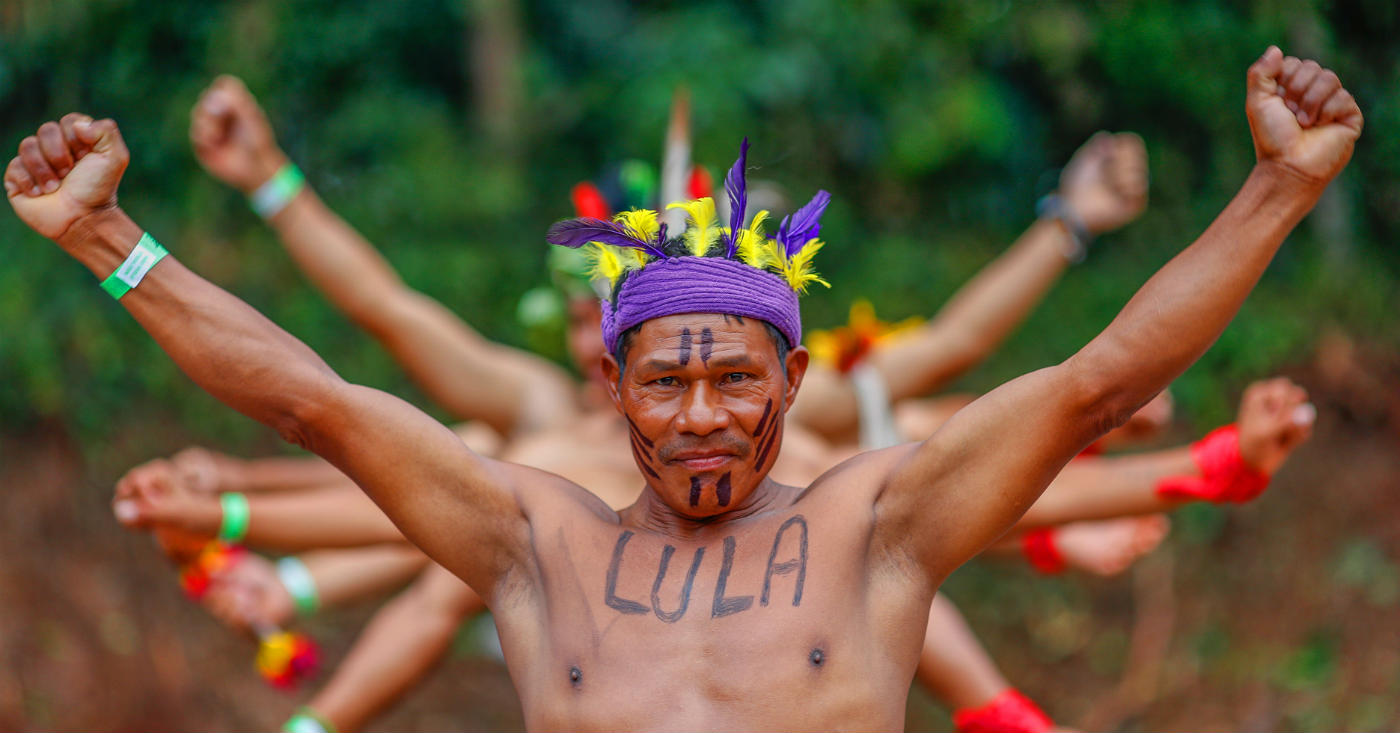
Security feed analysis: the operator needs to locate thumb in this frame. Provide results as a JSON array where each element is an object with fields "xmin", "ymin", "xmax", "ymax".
[{"xmin": 1247, "ymin": 46, "xmax": 1284, "ymax": 100}]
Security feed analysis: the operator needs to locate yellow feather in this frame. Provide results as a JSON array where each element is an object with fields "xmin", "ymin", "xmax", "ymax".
[
  {"xmin": 667, "ymin": 198, "xmax": 720, "ymax": 257},
  {"xmin": 614, "ymin": 209, "xmax": 659, "ymax": 243},
  {"xmin": 782, "ymin": 238, "xmax": 830, "ymax": 293},
  {"xmin": 734, "ymin": 210, "xmax": 772, "ymax": 267},
  {"xmin": 585, "ymin": 243, "xmax": 624, "ymax": 286}
]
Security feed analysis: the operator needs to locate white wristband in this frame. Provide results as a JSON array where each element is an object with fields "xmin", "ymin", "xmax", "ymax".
[{"xmin": 276, "ymin": 556, "xmax": 319, "ymax": 615}]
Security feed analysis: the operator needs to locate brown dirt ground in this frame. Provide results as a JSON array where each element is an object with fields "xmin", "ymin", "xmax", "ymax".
[{"xmin": 2, "ymin": 347, "xmax": 1397, "ymax": 731}]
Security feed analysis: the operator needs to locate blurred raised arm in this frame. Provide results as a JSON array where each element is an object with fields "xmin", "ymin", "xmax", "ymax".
[
  {"xmin": 190, "ymin": 76, "xmax": 578, "ymax": 437},
  {"xmin": 872, "ymin": 47, "xmax": 1361, "ymax": 582},
  {"xmin": 791, "ymin": 132, "xmax": 1148, "ymax": 439}
]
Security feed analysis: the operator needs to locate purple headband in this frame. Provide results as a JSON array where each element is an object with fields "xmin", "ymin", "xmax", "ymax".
[{"xmin": 601, "ymin": 257, "xmax": 800, "ymax": 351}]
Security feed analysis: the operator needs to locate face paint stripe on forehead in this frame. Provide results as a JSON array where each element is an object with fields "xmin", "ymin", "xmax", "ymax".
[
  {"xmin": 678, "ymin": 327, "xmax": 692, "ymax": 366},
  {"xmin": 700, "ymin": 327, "xmax": 713, "ymax": 366}
]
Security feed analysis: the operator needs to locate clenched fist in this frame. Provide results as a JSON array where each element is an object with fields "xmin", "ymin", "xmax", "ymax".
[
  {"xmin": 5, "ymin": 114, "xmax": 129, "ymax": 241},
  {"xmin": 1247, "ymin": 47, "xmax": 1363, "ymax": 186},
  {"xmin": 1059, "ymin": 131, "xmax": 1149, "ymax": 235},
  {"xmin": 190, "ymin": 75, "xmax": 287, "ymax": 194},
  {"xmin": 1237, "ymin": 376, "xmax": 1314, "ymax": 475}
]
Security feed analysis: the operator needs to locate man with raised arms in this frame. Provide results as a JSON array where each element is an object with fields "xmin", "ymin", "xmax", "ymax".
[{"xmin": 4, "ymin": 47, "xmax": 1359, "ymax": 730}]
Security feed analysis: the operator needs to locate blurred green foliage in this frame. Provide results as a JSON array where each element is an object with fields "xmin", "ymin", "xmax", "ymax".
[{"xmin": 0, "ymin": 0, "xmax": 1396, "ymax": 447}]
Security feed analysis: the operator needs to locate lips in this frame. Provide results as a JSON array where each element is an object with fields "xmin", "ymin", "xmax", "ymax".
[{"xmin": 669, "ymin": 452, "xmax": 736, "ymax": 472}]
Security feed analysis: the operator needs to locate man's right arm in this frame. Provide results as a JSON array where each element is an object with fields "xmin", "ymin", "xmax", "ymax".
[
  {"xmin": 189, "ymin": 76, "xmax": 578, "ymax": 437},
  {"xmin": 5, "ymin": 116, "xmax": 549, "ymax": 599}
]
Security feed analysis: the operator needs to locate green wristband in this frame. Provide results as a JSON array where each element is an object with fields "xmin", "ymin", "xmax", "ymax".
[
  {"xmin": 217, "ymin": 491, "xmax": 250, "ymax": 544},
  {"xmin": 283, "ymin": 706, "xmax": 337, "ymax": 733},
  {"xmin": 100, "ymin": 232, "xmax": 169, "ymax": 299},
  {"xmin": 276, "ymin": 556, "xmax": 320, "ymax": 616},
  {"xmin": 250, "ymin": 162, "xmax": 305, "ymax": 218}
]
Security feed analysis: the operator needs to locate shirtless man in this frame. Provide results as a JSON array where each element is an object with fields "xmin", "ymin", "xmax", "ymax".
[{"xmin": 5, "ymin": 47, "xmax": 1358, "ymax": 729}]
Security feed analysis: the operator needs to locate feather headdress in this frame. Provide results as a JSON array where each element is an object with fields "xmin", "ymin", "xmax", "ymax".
[{"xmin": 545, "ymin": 139, "xmax": 832, "ymax": 349}]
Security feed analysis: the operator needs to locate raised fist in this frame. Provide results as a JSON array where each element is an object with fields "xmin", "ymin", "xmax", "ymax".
[
  {"xmin": 190, "ymin": 75, "xmax": 286, "ymax": 194},
  {"xmin": 170, "ymin": 445, "xmax": 247, "ymax": 494},
  {"xmin": 1059, "ymin": 131, "xmax": 1149, "ymax": 234},
  {"xmin": 112, "ymin": 458, "xmax": 219, "ymax": 561},
  {"xmin": 5, "ymin": 114, "xmax": 129, "ymax": 241},
  {"xmin": 1237, "ymin": 376, "xmax": 1314, "ymax": 475},
  {"xmin": 1246, "ymin": 47, "xmax": 1363, "ymax": 186}
]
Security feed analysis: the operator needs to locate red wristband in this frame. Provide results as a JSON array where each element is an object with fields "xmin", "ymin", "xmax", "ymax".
[
  {"xmin": 1021, "ymin": 528, "xmax": 1066, "ymax": 574},
  {"xmin": 1155, "ymin": 424, "xmax": 1270, "ymax": 504},
  {"xmin": 954, "ymin": 688, "xmax": 1053, "ymax": 733}
]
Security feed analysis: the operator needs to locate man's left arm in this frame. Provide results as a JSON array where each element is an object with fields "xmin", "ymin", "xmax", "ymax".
[{"xmin": 873, "ymin": 48, "xmax": 1361, "ymax": 581}]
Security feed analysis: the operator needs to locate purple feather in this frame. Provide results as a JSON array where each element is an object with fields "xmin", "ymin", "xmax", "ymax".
[
  {"xmin": 654, "ymin": 222, "xmax": 669, "ymax": 250},
  {"xmin": 775, "ymin": 189, "xmax": 831, "ymax": 257},
  {"xmin": 546, "ymin": 217, "xmax": 666, "ymax": 258},
  {"xmin": 722, "ymin": 138, "xmax": 750, "ymax": 258}
]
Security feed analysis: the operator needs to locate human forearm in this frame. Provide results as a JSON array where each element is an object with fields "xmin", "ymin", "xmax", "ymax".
[
  {"xmin": 1013, "ymin": 449, "xmax": 1195, "ymax": 528},
  {"xmin": 302, "ymin": 545, "xmax": 428, "ymax": 609},
  {"xmin": 264, "ymin": 188, "xmax": 575, "ymax": 434},
  {"xmin": 224, "ymin": 453, "xmax": 347, "ymax": 493},
  {"xmin": 1074, "ymin": 165, "xmax": 1317, "ymax": 421},
  {"xmin": 60, "ymin": 208, "xmax": 343, "ymax": 436},
  {"xmin": 304, "ymin": 568, "xmax": 482, "ymax": 732},
  {"xmin": 874, "ymin": 220, "xmax": 1070, "ymax": 399}
]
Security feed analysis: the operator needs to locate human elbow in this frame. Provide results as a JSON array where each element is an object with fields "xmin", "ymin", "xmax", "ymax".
[{"xmin": 268, "ymin": 373, "xmax": 345, "ymax": 452}]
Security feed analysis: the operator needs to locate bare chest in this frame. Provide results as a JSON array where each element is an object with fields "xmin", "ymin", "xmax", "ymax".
[{"xmin": 499, "ymin": 513, "xmax": 920, "ymax": 730}]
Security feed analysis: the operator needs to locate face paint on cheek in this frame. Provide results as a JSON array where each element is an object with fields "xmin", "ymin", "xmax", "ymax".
[
  {"xmin": 678, "ymin": 327, "xmax": 692, "ymax": 366},
  {"xmin": 716, "ymin": 471, "xmax": 732, "ymax": 506},
  {"xmin": 627, "ymin": 416, "xmax": 660, "ymax": 479},
  {"xmin": 753, "ymin": 399, "xmax": 781, "ymax": 469},
  {"xmin": 700, "ymin": 327, "xmax": 713, "ymax": 366}
]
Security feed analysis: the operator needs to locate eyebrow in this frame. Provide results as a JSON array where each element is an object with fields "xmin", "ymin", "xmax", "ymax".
[{"xmin": 637, "ymin": 355, "xmax": 755, "ymax": 373}]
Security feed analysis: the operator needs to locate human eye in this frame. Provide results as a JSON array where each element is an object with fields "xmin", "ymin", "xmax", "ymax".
[
  {"xmin": 722, "ymin": 372, "xmax": 749, "ymax": 384},
  {"xmin": 652, "ymin": 376, "xmax": 679, "ymax": 387}
]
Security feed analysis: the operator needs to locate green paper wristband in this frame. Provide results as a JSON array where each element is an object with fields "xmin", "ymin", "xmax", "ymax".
[
  {"xmin": 100, "ymin": 232, "xmax": 168, "ymax": 300},
  {"xmin": 250, "ymin": 163, "xmax": 306, "ymax": 218},
  {"xmin": 217, "ymin": 491, "xmax": 250, "ymax": 544},
  {"xmin": 276, "ymin": 556, "xmax": 320, "ymax": 616},
  {"xmin": 283, "ymin": 707, "xmax": 337, "ymax": 733}
]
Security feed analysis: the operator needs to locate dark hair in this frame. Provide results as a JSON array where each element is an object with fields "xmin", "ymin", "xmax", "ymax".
[{"xmin": 612, "ymin": 317, "xmax": 791, "ymax": 382}]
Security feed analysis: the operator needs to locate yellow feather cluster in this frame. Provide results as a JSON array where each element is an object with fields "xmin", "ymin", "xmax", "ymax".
[
  {"xmin": 580, "ymin": 200, "xmax": 830, "ymax": 295},
  {"xmin": 667, "ymin": 198, "xmax": 720, "ymax": 257},
  {"xmin": 615, "ymin": 209, "xmax": 659, "ymax": 243}
]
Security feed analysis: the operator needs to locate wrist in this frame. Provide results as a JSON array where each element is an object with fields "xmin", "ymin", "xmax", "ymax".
[
  {"xmin": 1247, "ymin": 160, "xmax": 1328, "ymax": 208},
  {"xmin": 55, "ymin": 206, "xmax": 142, "ymax": 277},
  {"xmin": 242, "ymin": 149, "xmax": 291, "ymax": 196}
]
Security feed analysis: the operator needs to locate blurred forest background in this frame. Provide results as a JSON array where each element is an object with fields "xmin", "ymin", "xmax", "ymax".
[{"xmin": 1, "ymin": 0, "xmax": 1397, "ymax": 730}]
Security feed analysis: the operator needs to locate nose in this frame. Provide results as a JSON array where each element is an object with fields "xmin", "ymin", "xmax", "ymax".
[{"xmin": 675, "ymin": 381, "xmax": 731, "ymax": 437}]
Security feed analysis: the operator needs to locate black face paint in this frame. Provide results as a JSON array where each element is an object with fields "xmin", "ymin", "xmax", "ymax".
[
  {"xmin": 678, "ymin": 327, "xmax": 692, "ymax": 365},
  {"xmin": 699, "ymin": 327, "xmax": 713, "ymax": 366},
  {"xmin": 650, "ymin": 544, "xmax": 705, "ymax": 623},
  {"xmin": 604, "ymin": 531, "xmax": 648, "ymax": 615},
  {"xmin": 688, "ymin": 475, "xmax": 702, "ymax": 507},
  {"xmin": 761, "ymin": 515, "xmax": 809, "ymax": 607},
  {"xmin": 711, "ymin": 535, "xmax": 754, "ymax": 618},
  {"xmin": 715, "ymin": 472, "xmax": 732, "ymax": 507},
  {"xmin": 626, "ymin": 416, "xmax": 653, "ymax": 448},
  {"xmin": 754, "ymin": 406, "xmax": 782, "ymax": 470},
  {"xmin": 753, "ymin": 398, "xmax": 774, "ymax": 438}
]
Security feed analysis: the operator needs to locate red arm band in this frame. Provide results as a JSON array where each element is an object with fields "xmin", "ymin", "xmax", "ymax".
[
  {"xmin": 1020, "ymin": 528, "xmax": 1066, "ymax": 574},
  {"xmin": 1155, "ymin": 424, "xmax": 1270, "ymax": 503},
  {"xmin": 953, "ymin": 688, "xmax": 1053, "ymax": 733}
]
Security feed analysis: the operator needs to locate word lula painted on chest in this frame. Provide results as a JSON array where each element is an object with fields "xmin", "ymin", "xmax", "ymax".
[{"xmin": 604, "ymin": 515, "xmax": 808, "ymax": 623}]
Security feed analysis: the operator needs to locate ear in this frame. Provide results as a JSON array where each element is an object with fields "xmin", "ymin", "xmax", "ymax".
[
  {"xmin": 601, "ymin": 352, "xmax": 624, "ymax": 410},
  {"xmin": 781, "ymin": 345, "xmax": 809, "ymax": 411}
]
